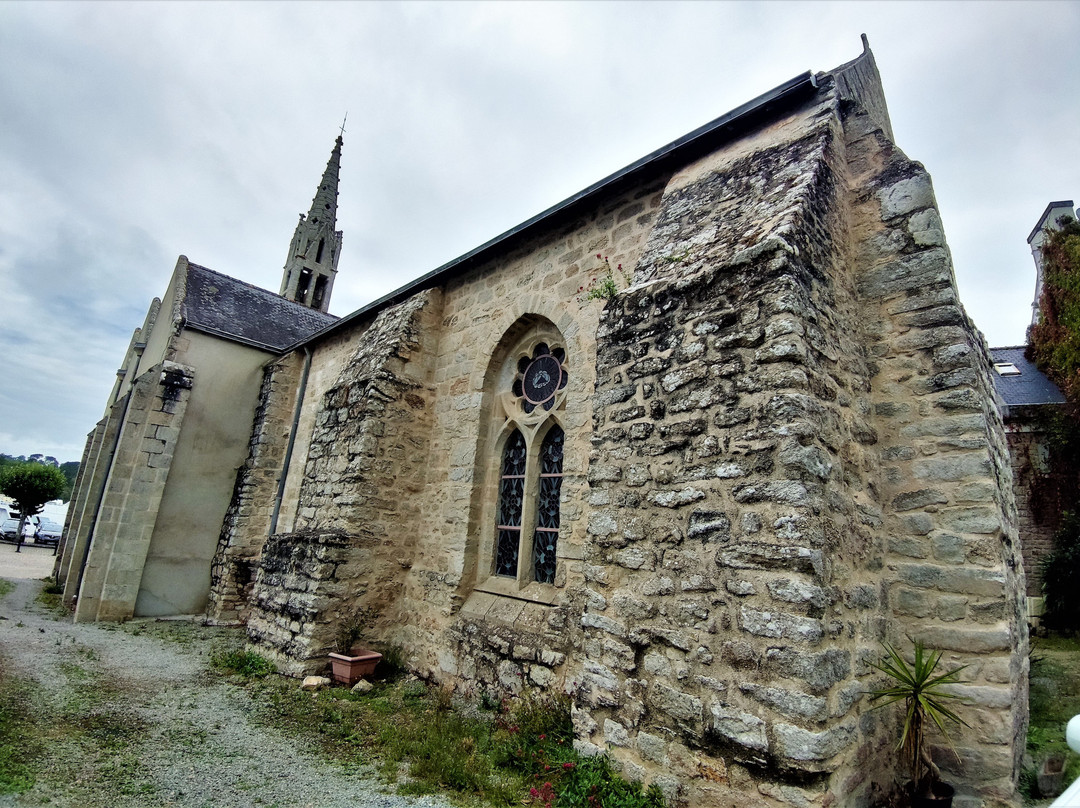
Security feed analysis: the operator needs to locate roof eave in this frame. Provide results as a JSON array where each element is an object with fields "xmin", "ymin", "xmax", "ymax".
[{"xmin": 183, "ymin": 322, "xmax": 289, "ymax": 354}]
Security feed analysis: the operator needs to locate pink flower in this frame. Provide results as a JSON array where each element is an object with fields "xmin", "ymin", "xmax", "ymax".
[{"xmin": 563, "ymin": 762, "xmax": 575, "ymax": 769}]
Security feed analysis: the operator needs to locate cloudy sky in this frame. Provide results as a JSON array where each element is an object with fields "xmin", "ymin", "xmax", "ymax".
[{"xmin": 1, "ymin": 1, "xmax": 1078, "ymax": 463}]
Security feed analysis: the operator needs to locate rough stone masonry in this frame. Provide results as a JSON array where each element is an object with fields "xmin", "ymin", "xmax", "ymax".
[{"xmin": 210, "ymin": 43, "xmax": 1026, "ymax": 808}]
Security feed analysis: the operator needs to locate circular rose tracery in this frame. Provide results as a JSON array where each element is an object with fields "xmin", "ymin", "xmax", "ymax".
[
  {"xmin": 524, "ymin": 354, "xmax": 561, "ymax": 405},
  {"xmin": 511, "ymin": 343, "xmax": 567, "ymax": 413}
]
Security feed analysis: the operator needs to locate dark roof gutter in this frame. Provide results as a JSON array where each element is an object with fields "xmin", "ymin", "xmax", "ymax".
[
  {"xmin": 183, "ymin": 323, "xmax": 284, "ymax": 354},
  {"xmin": 283, "ymin": 69, "xmax": 819, "ymax": 353}
]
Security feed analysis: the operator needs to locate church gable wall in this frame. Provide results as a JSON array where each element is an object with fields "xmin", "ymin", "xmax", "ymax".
[
  {"xmin": 135, "ymin": 331, "xmax": 270, "ymax": 617},
  {"xmin": 208, "ymin": 351, "xmax": 306, "ymax": 624}
]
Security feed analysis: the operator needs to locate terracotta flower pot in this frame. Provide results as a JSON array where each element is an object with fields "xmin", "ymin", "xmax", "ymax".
[{"xmin": 328, "ymin": 650, "xmax": 382, "ymax": 685}]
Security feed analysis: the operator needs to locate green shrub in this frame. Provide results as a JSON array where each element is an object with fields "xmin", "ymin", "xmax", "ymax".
[
  {"xmin": 237, "ymin": 674, "xmax": 664, "ymax": 808},
  {"xmin": 1030, "ymin": 219, "xmax": 1080, "ymax": 403},
  {"xmin": 1042, "ymin": 512, "xmax": 1080, "ymax": 630},
  {"xmin": 556, "ymin": 755, "xmax": 665, "ymax": 808}
]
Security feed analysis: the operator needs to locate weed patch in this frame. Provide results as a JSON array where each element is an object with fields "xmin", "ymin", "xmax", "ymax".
[
  {"xmin": 0, "ymin": 580, "xmax": 14, "ymax": 600},
  {"xmin": 35, "ymin": 582, "xmax": 66, "ymax": 616},
  {"xmin": 1023, "ymin": 635, "xmax": 1080, "ymax": 802},
  {"xmin": 0, "ymin": 646, "xmax": 159, "ymax": 802},
  {"xmin": 230, "ymin": 671, "xmax": 664, "ymax": 808},
  {"xmin": 212, "ymin": 649, "xmax": 276, "ymax": 678}
]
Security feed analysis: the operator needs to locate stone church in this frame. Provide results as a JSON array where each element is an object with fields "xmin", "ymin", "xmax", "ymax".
[{"xmin": 59, "ymin": 41, "xmax": 1027, "ymax": 808}]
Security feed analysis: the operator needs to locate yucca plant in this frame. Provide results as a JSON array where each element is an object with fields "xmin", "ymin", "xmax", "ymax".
[{"xmin": 868, "ymin": 641, "xmax": 970, "ymax": 791}]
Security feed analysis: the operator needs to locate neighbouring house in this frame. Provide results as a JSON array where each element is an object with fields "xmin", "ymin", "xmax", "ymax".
[
  {"xmin": 60, "ymin": 40, "xmax": 1028, "ymax": 807},
  {"xmin": 991, "ymin": 200, "xmax": 1077, "ymax": 620}
]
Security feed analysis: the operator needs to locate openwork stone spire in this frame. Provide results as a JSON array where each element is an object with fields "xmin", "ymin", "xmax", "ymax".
[{"xmin": 280, "ymin": 136, "xmax": 343, "ymax": 313}]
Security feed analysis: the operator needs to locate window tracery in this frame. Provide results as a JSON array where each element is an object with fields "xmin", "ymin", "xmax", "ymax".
[{"xmin": 488, "ymin": 332, "xmax": 568, "ymax": 586}]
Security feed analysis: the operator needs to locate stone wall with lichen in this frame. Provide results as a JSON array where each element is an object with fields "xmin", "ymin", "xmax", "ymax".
[
  {"xmin": 580, "ymin": 87, "xmax": 889, "ymax": 807},
  {"xmin": 844, "ymin": 91, "xmax": 1027, "ymax": 805},
  {"xmin": 395, "ymin": 180, "xmax": 671, "ymax": 684},
  {"xmin": 207, "ymin": 351, "xmax": 305, "ymax": 624},
  {"xmin": 244, "ymin": 290, "xmax": 443, "ymax": 669}
]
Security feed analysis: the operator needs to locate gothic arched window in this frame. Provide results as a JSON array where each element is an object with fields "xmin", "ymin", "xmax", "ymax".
[{"xmin": 490, "ymin": 337, "xmax": 568, "ymax": 585}]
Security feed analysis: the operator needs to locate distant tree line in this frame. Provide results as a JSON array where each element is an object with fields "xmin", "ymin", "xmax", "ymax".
[{"xmin": 0, "ymin": 454, "xmax": 79, "ymax": 503}]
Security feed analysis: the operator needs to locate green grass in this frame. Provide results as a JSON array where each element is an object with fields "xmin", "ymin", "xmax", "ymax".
[
  {"xmin": 1023, "ymin": 634, "xmax": 1080, "ymax": 803},
  {"xmin": 0, "ymin": 676, "xmax": 38, "ymax": 794},
  {"xmin": 224, "ymin": 666, "xmax": 665, "ymax": 808},
  {"xmin": 0, "ymin": 580, "xmax": 14, "ymax": 600}
]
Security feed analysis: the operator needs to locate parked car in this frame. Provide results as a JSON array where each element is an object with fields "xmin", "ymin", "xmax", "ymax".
[
  {"xmin": 35, "ymin": 518, "xmax": 61, "ymax": 545},
  {"xmin": 1, "ymin": 518, "xmax": 21, "ymax": 540}
]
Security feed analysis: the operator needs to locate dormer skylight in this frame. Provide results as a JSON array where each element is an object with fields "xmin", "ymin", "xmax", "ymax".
[{"xmin": 993, "ymin": 362, "xmax": 1021, "ymax": 376}]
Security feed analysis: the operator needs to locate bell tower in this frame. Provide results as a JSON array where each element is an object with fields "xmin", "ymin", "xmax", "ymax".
[{"xmin": 280, "ymin": 135, "xmax": 343, "ymax": 312}]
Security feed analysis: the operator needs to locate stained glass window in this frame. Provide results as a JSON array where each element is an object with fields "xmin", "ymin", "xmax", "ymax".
[
  {"xmin": 532, "ymin": 425, "xmax": 563, "ymax": 584},
  {"xmin": 495, "ymin": 430, "xmax": 526, "ymax": 577},
  {"xmin": 492, "ymin": 338, "xmax": 568, "ymax": 586},
  {"xmin": 513, "ymin": 344, "xmax": 568, "ymax": 415}
]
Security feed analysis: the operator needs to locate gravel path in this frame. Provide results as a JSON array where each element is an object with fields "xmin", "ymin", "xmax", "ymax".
[{"xmin": 0, "ymin": 565, "xmax": 454, "ymax": 808}]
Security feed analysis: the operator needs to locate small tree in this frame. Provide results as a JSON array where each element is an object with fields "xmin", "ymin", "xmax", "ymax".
[
  {"xmin": 868, "ymin": 641, "xmax": 968, "ymax": 792},
  {"xmin": 0, "ymin": 461, "xmax": 66, "ymax": 529}
]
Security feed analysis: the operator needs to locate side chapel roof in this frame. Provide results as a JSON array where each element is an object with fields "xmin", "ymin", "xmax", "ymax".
[{"xmin": 182, "ymin": 261, "xmax": 338, "ymax": 352}]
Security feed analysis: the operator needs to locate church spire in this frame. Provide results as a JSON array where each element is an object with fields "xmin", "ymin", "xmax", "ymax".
[{"xmin": 280, "ymin": 135, "xmax": 344, "ymax": 313}]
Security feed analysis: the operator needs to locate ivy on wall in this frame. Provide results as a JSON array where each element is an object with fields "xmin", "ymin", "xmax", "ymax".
[
  {"xmin": 1029, "ymin": 219, "xmax": 1080, "ymax": 402},
  {"xmin": 1028, "ymin": 219, "xmax": 1080, "ymax": 627}
]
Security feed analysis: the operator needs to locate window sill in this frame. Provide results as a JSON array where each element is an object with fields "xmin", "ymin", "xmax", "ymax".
[{"xmin": 472, "ymin": 576, "xmax": 562, "ymax": 607}]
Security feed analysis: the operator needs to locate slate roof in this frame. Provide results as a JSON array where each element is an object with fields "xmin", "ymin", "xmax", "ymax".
[
  {"xmin": 182, "ymin": 262, "xmax": 338, "ymax": 352},
  {"xmin": 989, "ymin": 346, "xmax": 1067, "ymax": 408}
]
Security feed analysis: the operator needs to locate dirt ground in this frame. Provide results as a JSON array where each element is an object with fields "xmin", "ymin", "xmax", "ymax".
[{"xmin": 0, "ymin": 548, "xmax": 452, "ymax": 808}]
